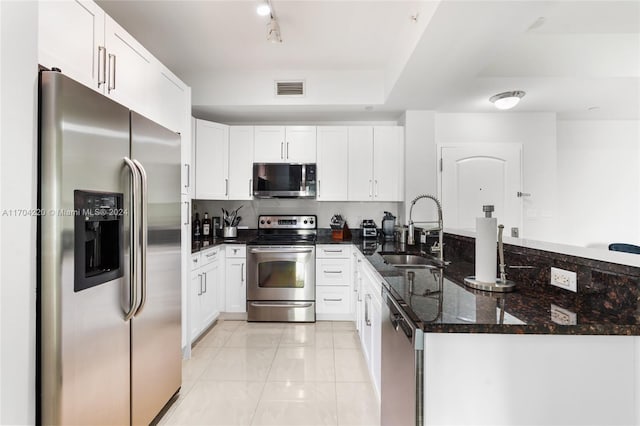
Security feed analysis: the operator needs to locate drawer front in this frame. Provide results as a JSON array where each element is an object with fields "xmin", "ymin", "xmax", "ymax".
[
  {"xmin": 316, "ymin": 244, "xmax": 351, "ymax": 259},
  {"xmin": 316, "ymin": 286, "xmax": 351, "ymax": 314},
  {"xmin": 316, "ymin": 258, "xmax": 351, "ymax": 286},
  {"xmin": 201, "ymin": 247, "xmax": 220, "ymax": 266},
  {"xmin": 191, "ymin": 253, "xmax": 201, "ymax": 270},
  {"xmin": 225, "ymin": 244, "xmax": 246, "ymax": 258}
]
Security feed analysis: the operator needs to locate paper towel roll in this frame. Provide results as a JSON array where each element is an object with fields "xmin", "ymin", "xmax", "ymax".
[{"xmin": 475, "ymin": 217, "xmax": 497, "ymax": 283}]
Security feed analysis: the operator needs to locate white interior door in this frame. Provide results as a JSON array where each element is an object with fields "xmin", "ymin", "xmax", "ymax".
[{"xmin": 439, "ymin": 144, "xmax": 522, "ymax": 234}]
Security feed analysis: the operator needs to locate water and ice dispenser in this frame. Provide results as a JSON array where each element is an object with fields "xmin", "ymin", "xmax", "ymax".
[{"xmin": 74, "ymin": 190, "xmax": 124, "ymax": 292}]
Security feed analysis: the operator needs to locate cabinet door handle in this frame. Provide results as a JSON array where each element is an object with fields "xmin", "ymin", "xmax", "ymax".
[
  {"xmin": 286, "ymin": 142, "xmax": 289, "ymax": 159},
  {"xmin": 249, "ymin": 179, "xmax": 252, "ymax": 197},
  {"xmin": 317, "ymin": 180, "xmax": 320, "ymax": 198},
  {"xmin": 324, "ymin": 298, "xmax": 343, "ymax": 302},
  {"xmin": 241, "ymin": 263, "xmax": 245, "ymax": 282},
  {"xmin": 323, "ymin": 249, "xmax": 343, "ymax": 253},
  {"xmin": 203, "ymin": 272, "xmax": 207, "ymax": 293},
  {"xmin": 198, "ymin": 274, "xmax": 203, "ymax": 296},
  {"xmin": 369, "ymin": 180, "xmax": 373, "ymax": 197},
  {"xmin": 97, "ymin": 46, "xmax": 106, "ymax": 88},
  {"xmin": 225, "ymin": 178, "xmax": 228, "ymax": 196},
  {"xmin": 280, "ymin": 142, "xmax": 284, "ymax": 159},
  {"xmin": 185, "ymin": 164, "xmax": 190, "ymax": 190},
  {"xmin": 365, "ymin": 294, "xmax": 371, "ymax": 326},
  {"xmin": 107, "ymin": 53, "xmax": 116, "ymax": 93},
  {"xmin": 184, "ymin": 201, "xmax": 190, "ymax": 225},
  {"xmin": 374, "ymin": 180, "xmax": 378, "ymax": 197},
  {"xmin": 323, "ymin": 270, "xmax": 343, "ymax": 274}
]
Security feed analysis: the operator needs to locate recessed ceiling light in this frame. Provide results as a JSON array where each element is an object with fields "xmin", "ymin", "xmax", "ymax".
[
  {"xmin": 489, "ymin": 91, "xmax": 526, "ymax": 110},
  {"xmin": 256, "ymin": 1, "xmax": 271, "ymax": 16}
]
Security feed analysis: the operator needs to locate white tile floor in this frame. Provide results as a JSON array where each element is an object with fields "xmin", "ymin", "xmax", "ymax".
[{"xmin": 158, "ymin": 320, "xmax": 380, "ymax": 426}]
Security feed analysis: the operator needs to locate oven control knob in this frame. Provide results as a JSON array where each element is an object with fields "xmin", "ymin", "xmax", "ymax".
[
  {"xmin": 310, "ymin": 219, "xmax": 314, "ymax": 225},
  {"xmin": 260, "ymin": 220, "xmax": 265, "ymax": 225},
  {"xmin": 304, "ymin": 220, "xmax": 308, "ymax": 224},
  {"xmin": 267, "ymin": 220, "xmax": 271, "ymax": 225}
]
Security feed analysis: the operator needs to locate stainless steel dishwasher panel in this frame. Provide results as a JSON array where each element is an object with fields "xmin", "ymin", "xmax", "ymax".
[{"xmin": 381, "ymin": 288, "xmax": 424, "ymax": 426}]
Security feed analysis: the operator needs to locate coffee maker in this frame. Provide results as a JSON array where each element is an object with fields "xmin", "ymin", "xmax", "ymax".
[{"xmin": 361, "ymin": 219, "xmax": 377, "ymax": 239}]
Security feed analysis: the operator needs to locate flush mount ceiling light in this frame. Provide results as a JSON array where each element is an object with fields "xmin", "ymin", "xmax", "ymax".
[
  {"xmin": 489, "ymin": 91, "xmax": 526, "ymax": 110},
  {"xmin": 256, "ymin": 0, "xmax": 271, "ymax": 16}
]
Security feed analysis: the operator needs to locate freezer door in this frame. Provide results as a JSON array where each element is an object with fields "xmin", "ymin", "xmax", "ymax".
[
  {"xmin": 130, "ymin": 111, "xmax": 182, "ymax": 425},
  {"xmin": 39, "ymin": 71, "xmax": 131, "ymax": 425}
]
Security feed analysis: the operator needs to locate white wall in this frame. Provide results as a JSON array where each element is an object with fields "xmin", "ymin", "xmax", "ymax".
[
  {"xmin": 557, "ymin": 120, "xmax": 640, "ymax": 249},
  {"xmin": 434, "ymin": 113, "xmax": 558, "ymax": 242},
  {"xmin": 400, "ymin": 110, "xmax": 437, "ymax": 225},
  {"xmin": 194, "ymin": 199, "xmax": 402, "ymax": 232},
  {"xmin": 425, "ymin": 333, "xmax": 639, "ymax": 426},
  {"xmin": 188, "ymin": 69, "xmax": 385, "ymax": 107},
  {"xmin": 0, "ymin": 1, "xmax": 38, "ymax": 424}
]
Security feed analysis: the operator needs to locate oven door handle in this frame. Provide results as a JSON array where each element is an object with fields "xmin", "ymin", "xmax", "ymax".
[
  {"xmin": 249, "ymin": 247, "xmax": 314, "ymax": 254},
  {"xmin": 249, "ymin": 302, "xmax": 314, "ymax": 308}
]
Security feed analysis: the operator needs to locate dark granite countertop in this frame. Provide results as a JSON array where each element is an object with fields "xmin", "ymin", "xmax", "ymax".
[
  {"xmin": 191, "ymin": 230, "xmax": 257, "ymax": 254},
  {"xmin": 355, "ymin": 241, "xmax": 640, "ymax": 336}
]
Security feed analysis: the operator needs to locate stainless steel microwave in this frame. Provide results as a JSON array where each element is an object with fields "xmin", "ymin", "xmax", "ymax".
[{"xmin": 252, "ymin": 163, "xmax": 316, "ymax": 198}]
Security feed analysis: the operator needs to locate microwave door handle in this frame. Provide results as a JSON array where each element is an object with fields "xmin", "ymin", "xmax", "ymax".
[
  {"xmin": 132, "ymin": 159, "xmax": 148, "ymax": 316},
  {"xmin": 123, "ymin": 157, "xmax": 140, "ymax": 321}
]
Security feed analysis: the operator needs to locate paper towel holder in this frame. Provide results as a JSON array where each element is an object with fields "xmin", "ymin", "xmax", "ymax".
[{"xmin": 464, "ymin": 211, "xmax": 516, "ymax": 293}]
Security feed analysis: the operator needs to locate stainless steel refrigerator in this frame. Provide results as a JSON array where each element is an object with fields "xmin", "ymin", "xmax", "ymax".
[{"xmin": 38, "ymin": 71, "xmax": 182, "ymax": 425}]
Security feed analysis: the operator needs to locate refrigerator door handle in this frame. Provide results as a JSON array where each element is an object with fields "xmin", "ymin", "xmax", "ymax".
[
  {"xmin": 133, "ymin": 159, "xmax": 148, "ymax": 316},
  {"xmin": 123, "ymin": 157, "xmax": 140, "ymax": 321}
]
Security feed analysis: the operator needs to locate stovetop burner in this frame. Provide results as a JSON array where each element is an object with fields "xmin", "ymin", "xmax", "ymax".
[{"xmin": 250, "ymin": 215, "xmax": 318, "ymax": 246}]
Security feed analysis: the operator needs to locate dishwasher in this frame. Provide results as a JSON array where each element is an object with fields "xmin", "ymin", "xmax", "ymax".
[{"xmin": 381, "ymin": 287, "xmax": 424, "ymax": 426}]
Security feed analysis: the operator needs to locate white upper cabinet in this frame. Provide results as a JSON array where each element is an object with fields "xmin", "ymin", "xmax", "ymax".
[
  {"xmin": 284, "ymin": 126, "xmax": 317, "ymax": 163},
  {"xmin": 103, "ymin": 16, "xmax": 153, "ymax": 118},
  {"xmin": 346, "ymin": 126, "xmax": 404, "ymax": 202},
  {"xmin": 373, "ymin": 126, "xmax": 404, "ymax": 201},
  {"xmin": 38, "ymin": 0, "xmax": 191, "ymax": 137},
  {"xmin": 228, "ymin": 126, "xmax": 255, "ymax": 200},
  {"xmin": 317, "ymin": 127, "xmax": 349, "ymax": 201},
  {"xmin": 253, "ymin": 126, "xmax": 285, "ymax": 163},
  {"xmin": 195, "ymin": 120, "xmax": 229, "ymax": 199},
  {"xmin": 347, "ymin": 127, "xmax": 375, "ymax": 201},
  {"xmin": 193, "ymin": 122, "xmax": 254, "ymax": 201},
  {"xmin": 254, "ymin": 126, "xmax": 316, "ymax": 163},
  {"xmin": 38, "ymin": 0, "xmax": 105, "ymax": 92},
  {"xmin": 152, "ymin": 65, "xmax": 189, "ymax": 134}
]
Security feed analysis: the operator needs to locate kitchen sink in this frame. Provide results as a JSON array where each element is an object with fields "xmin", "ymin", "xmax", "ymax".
[{"xmin": 381, "ymin": 253, "xmax": 445, "ymax": 269}]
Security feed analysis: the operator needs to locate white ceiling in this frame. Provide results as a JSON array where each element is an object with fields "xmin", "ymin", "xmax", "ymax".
[{"xmin": 98, "ymin": 0, "xmax": 640, "ymax": 122}]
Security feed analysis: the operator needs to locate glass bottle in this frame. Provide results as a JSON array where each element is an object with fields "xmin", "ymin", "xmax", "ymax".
[
  {"xmin": 193, "ymin": 212, "xmax": 201, "ymax": 246},
  {"xmin": 202, "ymin": 212, "xmax": 212, "ymax": 245}
]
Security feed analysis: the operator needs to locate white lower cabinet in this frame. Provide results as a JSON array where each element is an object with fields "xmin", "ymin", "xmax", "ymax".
[
  {"xmin": 190, "ymin": 247, "xmax": 223, "ymax": 343},
  {"xmin": 316, "ymin": 245, "xmax": 352, "ymax": 320},
  {"xmin": 357, "ymin": 251, "xmax": 382, "ymax": 398},
  {"xmin": 316, "ymin": 286, "xmax": 351, "ymax": 314},
  {"xmin": 225, "ymin": 245, "xmax": 247, "ymax": 313}
]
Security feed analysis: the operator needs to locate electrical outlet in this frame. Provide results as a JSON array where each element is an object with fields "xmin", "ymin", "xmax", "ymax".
[
  {"xmin": 550, "ymin": 304, "xmax": 577, "ymax": 325},
  {"xmin": 550, "ymin": 267, "xmax": 577, "ymax": 292}
]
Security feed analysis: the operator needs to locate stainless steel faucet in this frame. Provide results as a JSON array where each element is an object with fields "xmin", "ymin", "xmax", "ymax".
[{"xmin": 408, "ymin": 194, "xmax": 443, "ymax": 262}]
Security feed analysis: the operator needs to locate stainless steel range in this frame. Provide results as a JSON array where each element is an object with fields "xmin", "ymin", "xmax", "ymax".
[{"xmin": 247, "ymin": 215, "xmax": 317, "ymax": 322}]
